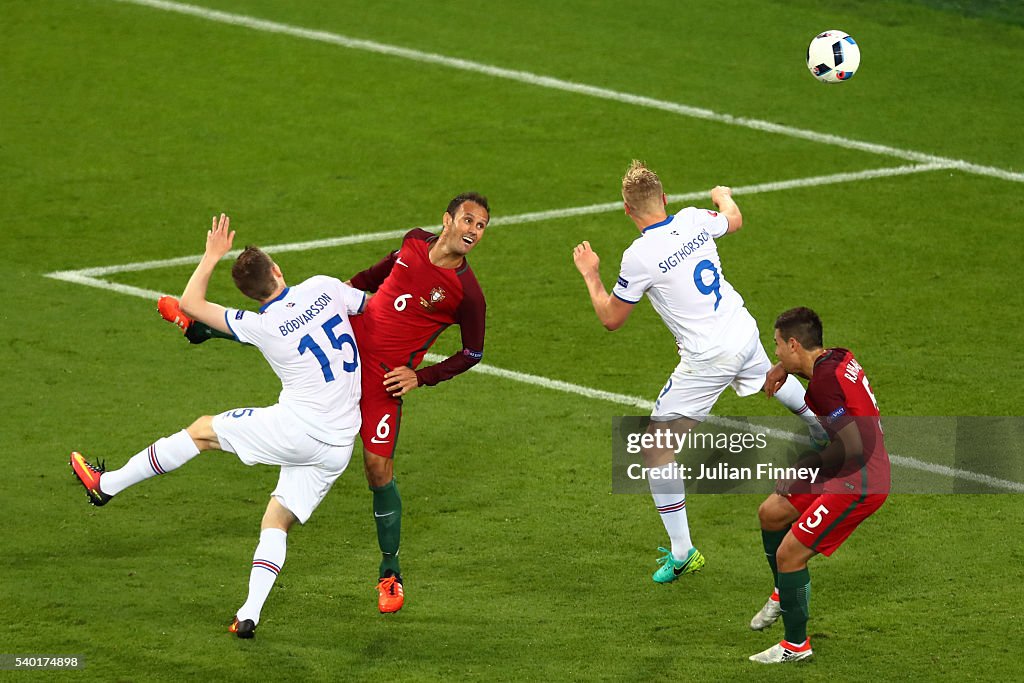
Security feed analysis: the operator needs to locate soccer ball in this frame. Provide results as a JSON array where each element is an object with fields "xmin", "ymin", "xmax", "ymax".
[{"xmin": 807, "ymin": 30, "xmax": 860, "ymax": 83}]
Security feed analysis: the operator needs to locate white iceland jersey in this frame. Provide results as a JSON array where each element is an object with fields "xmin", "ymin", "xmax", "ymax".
[
  {"xmin": 224, "ymin": 275, "xmax": 365, "ymax": 445},
  {"xmin": 612, "ymin": 208, "xmax": 758, "ymax": 359}
]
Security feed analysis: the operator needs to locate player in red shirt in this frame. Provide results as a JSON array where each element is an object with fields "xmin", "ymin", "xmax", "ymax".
[
  {"xmin": 156, "ymin": 193, "xmax": 489, "ymax": 614},
  {"xmin": 347, "ymin": 193, "xmax": 488, "ymax": 612},
  {"xmin": 749, "ymin": 306, "xmax": 890, "ymax": 664}
]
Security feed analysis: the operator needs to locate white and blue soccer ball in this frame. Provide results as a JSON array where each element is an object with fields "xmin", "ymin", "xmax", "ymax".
[{"xmin": 807, "ymin": 30, "xmax": 860, "ymax": 83}]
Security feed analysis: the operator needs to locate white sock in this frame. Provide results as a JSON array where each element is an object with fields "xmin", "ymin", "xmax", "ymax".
[
  {"xmin": 772, "ymin": 375, "xmax": 828, "ymax": 442},
  {"xmin": 99, "ymin": 430, "xmax": 201, "ymax": 496},
  {"xmin": 649, "ymin": 463, "xmax": 692, "ymax": 560},
  {"xmin": 237, "ymin": 528, "xmax": 288, "ymax": 624}
]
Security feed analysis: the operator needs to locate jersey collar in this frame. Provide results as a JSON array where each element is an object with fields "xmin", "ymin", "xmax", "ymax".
[
  {"xmin": 812, "ymin": 348, "xmax": 834, "ymax": 369},
  {"xmin": 642, "ymin": 214, "xmax": 674, "ymax": 233},
  {"xmin": 259, "ymin": 286, "xmax": 290, "ymax": 313}
]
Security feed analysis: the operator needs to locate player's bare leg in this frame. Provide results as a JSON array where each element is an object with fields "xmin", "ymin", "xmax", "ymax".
[
  {"xmin": 70, "ymin": 416, "xmax": 212, "ymax": 505},
  {"xmin": 764, "ymin": 374, "xmax": 829, "ymax": 449},
  {"xmin": 645, "ymin": 417, "xmax": 705, "ymax": 583},
  {"xmin": 231, "ymin": 498, "xmax": 299, "ymax": 639},
  {"xmin": 365, "ymin": 449, "xmax": 404, "ymax": 612}
]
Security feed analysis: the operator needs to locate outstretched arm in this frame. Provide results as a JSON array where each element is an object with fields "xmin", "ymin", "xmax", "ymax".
[
  {"xmin": 179, "ymin": 214, "xmax": 234, "ymax": 335},
  {"xmin": 573, "ymin": 241, "xmax": 634, "ymax": 331},
  {"xmin": 711, "ymin": 186, "xmax": 742, "ymax": 234}
]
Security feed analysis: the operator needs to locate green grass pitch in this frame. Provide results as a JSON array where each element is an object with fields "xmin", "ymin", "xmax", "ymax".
[{"xmin": 2, "ymin": 0, "xmax": 1023, "ymax": 680}]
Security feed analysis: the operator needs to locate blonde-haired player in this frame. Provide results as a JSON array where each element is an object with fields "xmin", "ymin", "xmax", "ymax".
[{"xmin": 573, "ymin": 161, "xmax": 828, "ymax": 583}]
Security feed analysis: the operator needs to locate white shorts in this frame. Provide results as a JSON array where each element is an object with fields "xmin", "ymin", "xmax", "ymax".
[
  {"xmin": 212, "ymin": 404, "xmax": 354, "ymax": 524},
  {"xmin": 652, "ymin": 333, "xmax": 771, "ymax": 422}
]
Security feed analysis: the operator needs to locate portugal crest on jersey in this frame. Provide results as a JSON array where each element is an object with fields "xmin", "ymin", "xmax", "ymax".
[{"xmin": 420, "ymin": 286, "xmax": 447, "ymax": 311}]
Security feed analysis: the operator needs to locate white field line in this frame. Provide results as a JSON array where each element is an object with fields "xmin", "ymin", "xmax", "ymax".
[
  {"xmin": 114, "ymin": 0, "xmax": 1024, "ymax": 184},
  {"xmin": 426, "ymin": 354, "xmax": 1024, "ymax": 493},
  {"xmin": 41, "ymin": 164, "xmax": 1019, "ymax": 492},
  {"xmin": 44, "ymin": 163, "xmax": 943, "ymax": 287}
]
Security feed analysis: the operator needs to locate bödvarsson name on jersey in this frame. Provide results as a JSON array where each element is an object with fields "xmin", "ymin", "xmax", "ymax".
[{"xmin": 224, "ymin": 275, "xmax": 365, "ymax": 445}]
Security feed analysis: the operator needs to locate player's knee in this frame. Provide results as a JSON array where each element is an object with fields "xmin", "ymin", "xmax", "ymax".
[
  {"xmin": 776, "ymin": 546, "xmax": 802, "ymax": 573},
  {"xmin": 757, "ymin": 499, "xmax": 774, "ymax": 526},
  {"xmin": 641, "ymin": 444, "xmax": 675, "ymax": 467},
  {"xmin": 775, "ymin": 548, "xmax": 793, "ymax": 572},
  {"xmin": 262, "ymin": 498, "xmax": 298, "ymax": 532},
  {"xmin": 758, "ymin": 497, "xmax": 790, "ymax": 530},
  {"xmin": 186, "ymin": 415, "xmax": 217, "ymax": 450},
  {"xmin": 363, "ymin": 451, "xmax": 393, "ymax": 488}
]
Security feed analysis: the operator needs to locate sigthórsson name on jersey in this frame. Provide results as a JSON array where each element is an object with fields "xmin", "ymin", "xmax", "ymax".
[{"xmin": 657, "ymin": 229, "xmax": 711, "ymax": 273}]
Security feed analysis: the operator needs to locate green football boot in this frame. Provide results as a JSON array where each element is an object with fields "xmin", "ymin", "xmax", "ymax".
[{"xmin": 652, "ymin": 546, "xmax": 705, "ymax": 583}]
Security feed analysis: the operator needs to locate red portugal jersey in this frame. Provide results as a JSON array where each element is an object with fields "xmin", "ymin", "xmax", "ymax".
[
  {"xmin": 349, "ymin": 229, "xmax": 485, "ymax": 386},
  {"xmin": 805, "ymin": 348, "xmax": 891, "ymax": 495}
]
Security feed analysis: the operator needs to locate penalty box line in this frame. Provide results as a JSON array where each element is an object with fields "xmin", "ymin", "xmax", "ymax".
[
  {"xmin": 434, "ymin": 353, "xmax": 1024, "ymax": 494},
  {"xmin": 44, "ymin": 162, "xmax": 945, "ymax": 299},
  {"xmin": 42, "ymin": 164, "xmax": 1022, "ymax": 492},
  {"xmin": 112, "ymin": 0, "xmax": 1024, "ymax": 184}
]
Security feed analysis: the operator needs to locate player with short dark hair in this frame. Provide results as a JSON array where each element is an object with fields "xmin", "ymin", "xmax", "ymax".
[
  {"xmin": 157, "ymin": 195, "xmax": 489, "ymax": 613},
  {"xmin": 345, "ymin": 193, "xmax": 487, "ymax": 612},
  {"xmin": 71, "ymin": 215, "xmax": 366, "ymax": 639},
  {"xmin": 231, "ymin": 246, "xmax": 279, "ymax": 300},
  {"xmin": 749, "ymin": 306, "xmax": 890, "ymax": 664},
  {"xmin": 773, "ymin": 306, "xmax": 823, "ymax": 350}
]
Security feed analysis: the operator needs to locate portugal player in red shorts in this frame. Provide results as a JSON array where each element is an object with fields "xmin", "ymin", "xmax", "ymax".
[
  {"xmin": 157, "ymin": 193, "xmax": 489, "ymax": 614},
  {"xmin": 749, "ymin": 307, "xmax": 890, "ymax": 664},
  {"xmin": 347, "ymin": 193, "xmax": 488, "ymax": 613}
]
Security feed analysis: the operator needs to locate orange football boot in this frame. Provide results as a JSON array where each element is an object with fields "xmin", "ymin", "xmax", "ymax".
[
  {"xmin": 157, "ymin": 296, "xmax": 193, "ymax": 333},
  {"xmin": 69, "ymin": 451, "xmax": 112, "ymax": 506},
  {"xmin": 376, "ymin": 575, "xmax": 405, "ymax": 613}
]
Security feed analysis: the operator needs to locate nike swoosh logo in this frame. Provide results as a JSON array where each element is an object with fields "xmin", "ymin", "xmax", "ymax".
[
  {"xmin": 374, "ymin": 511, "xmax": 395, "ymax": 518},
  {"xmin": 673, "ymin": 557, "xmax": 694, "ymax": 575},
  {"xmin": 370, "ymin": 437, "xmax": 390, "ymax": 444},
  {"xmin": 396, "ymin": 257, "xmax": 409, "ymax": 267}
]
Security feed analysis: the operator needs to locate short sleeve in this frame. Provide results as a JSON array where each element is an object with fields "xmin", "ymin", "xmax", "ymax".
[
  {"xmin": 611, "ymin": 248, "xmax": 650, "ymax": 304},
  {"xmin": 312, "ymin": 275, "xmax": 365, "ymax": 315},
  {"xmin": 223, "ymin": 308, "xmax": 262, "ymax": 346},
  {"xmin": 679, "ymin": 206, "xmax": 729, "ymax": 239},
  {"xmin": 808, "ymin": 373, "xmax": 854, "ymax": 434},
  {"xmin": 342, "ymin": 283, "xmax": 367, "ymax": 315},
  {"xmin": 704, "ymin": 209, "xmax": 730, "ymax": 238}
]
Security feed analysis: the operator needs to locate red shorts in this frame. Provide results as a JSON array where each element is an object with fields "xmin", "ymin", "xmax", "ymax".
[
  {"xmin": 786, "ymin": 492, "xmax": 887, "ymax": 557},
  {"xmin": 358, "ymin": 357, "xmax": 403, "ymax": 458}
]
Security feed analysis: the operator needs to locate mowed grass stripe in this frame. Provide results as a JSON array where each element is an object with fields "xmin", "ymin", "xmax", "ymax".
[
  {"xmin": 112, "ymin": 0, "xmax": 1024, "ymax": 183},
  {"xmin": 424, "ymin": 354, "xmax": 1024, "ymax": 494},
  {"xmin": 44, "ymin": 162, "xmax": 943, "ymax": 284}
]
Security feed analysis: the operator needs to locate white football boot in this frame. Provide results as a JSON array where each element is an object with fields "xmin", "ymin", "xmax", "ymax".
[
  {"xmin": 749, "ymin": 640, "xmax": 813, "ymax": 664},
  {"xmin": 749, "ymin": 596, "xmax": 782, "ymax": 630}
]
